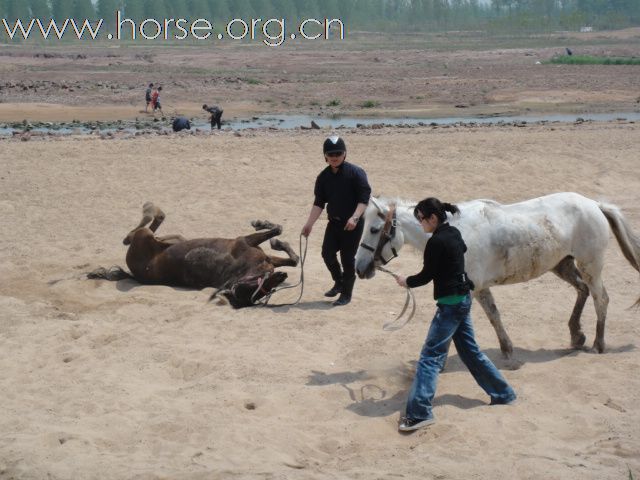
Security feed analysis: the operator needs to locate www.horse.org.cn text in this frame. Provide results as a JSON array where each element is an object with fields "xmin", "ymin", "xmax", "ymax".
[{"xmin": 1, "ymin": 12, "xmax": 346, "ymax": 47}]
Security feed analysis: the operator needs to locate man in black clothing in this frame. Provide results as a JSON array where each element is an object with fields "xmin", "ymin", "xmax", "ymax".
[
  {"xmin": 301, "ymin": 135, "xmax": 371, "ymax": 306},
  {"xmin": 202, "ymin": 104, "xmax": 223, "ymax": 130}
]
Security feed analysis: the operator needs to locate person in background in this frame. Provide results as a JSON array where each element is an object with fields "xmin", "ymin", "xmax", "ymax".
[
  {"xmin": 172, "ymin": 116, "xmax": 191, "ymax": 132},
  {"xmin": 152, "ymin": 86, "xmax": 163, "ymax": 114},
  {"xmin": 202, "ymin": 104, "xmax": 223, "ymax": 130},
  {"xmin": 145, "ymin": 83, "xmax": 154, "ymax": 112}
]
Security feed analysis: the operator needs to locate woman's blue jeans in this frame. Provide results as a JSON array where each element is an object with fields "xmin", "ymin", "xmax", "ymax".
[{"xmin": 405, "ymin": 294, "xmax": 516, "ymax": 421}]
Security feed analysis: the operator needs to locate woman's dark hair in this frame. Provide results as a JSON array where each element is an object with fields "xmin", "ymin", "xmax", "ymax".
[{"xmin": 413, "ymin": 197, "xmax": 460, "ymax": 223}]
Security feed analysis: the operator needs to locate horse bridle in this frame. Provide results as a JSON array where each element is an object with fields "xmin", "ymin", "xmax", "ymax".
[
  {"xmin": 210, "ymin": 235, "xmax": 308, "ymax": 308},
  {"xmin": 359, "ymin": 205, "xmax": 398, "ymax": 265},
  {"xmin": 250, "ymin": 273, "xmax": 275, "ymax": 304}
]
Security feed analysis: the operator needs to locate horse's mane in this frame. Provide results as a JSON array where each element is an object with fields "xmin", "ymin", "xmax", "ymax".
[
  {"xmin": 375, "ymin": 196, "xmax": 417, "ymax": 209},
  {"xmin": 374, "ymin": 195, "xmax": 501, "ymax": 212}
]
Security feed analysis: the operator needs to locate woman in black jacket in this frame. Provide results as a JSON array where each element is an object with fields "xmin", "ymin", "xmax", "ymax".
[{"xmin": 394, "ymin": 197, "xmax": 516, "ymax": 432}]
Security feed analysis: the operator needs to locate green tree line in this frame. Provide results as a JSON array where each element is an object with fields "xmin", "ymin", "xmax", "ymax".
[{"xmin": 0, "ymin": 0, "xmax": 638, "ymax": 34}]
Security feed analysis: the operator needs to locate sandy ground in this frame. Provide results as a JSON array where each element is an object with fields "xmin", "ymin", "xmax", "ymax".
[{"xmin": 0, "ymin": 120, "xmax": 639, "ymax": 479}]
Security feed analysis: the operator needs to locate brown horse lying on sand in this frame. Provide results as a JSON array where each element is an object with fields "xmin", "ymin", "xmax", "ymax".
[{"xmin": 90, "ymin": 202, "xmax": 299, "ymax": 308}]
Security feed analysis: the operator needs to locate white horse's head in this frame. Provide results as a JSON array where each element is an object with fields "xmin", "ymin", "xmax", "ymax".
[{"xmin": 355, "ymin": 197, "xmax": 406, "ymax": 279}]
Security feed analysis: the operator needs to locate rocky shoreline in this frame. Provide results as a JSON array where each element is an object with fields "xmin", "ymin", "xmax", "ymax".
[{"xmin": 0, "ymin": 115, "xmax": 635, "ymax": 142}]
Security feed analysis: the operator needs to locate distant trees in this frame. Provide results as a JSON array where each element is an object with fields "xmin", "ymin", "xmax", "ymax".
[
  {"xmin": 121, "ymin": 0, "xmax": 144, "ymax": 22},
  {"xmin": 50, "ymin": 0, "xmax": 74, "ymax": 20},
  {"xmin": 28, "ymin": 0, "xmax": 51, "ymax": 19},
  {"xmin": 97, "ymin": 0, "xmax": 117, "ymax": 17},
  {"xmin": 0, "ymin": 0, "xmax": 638, "ymax": 35},
  {"xmin": 73, "ymin": 0, "xmax": 95, "ymax": 20},
  {"xmin": 189, "ymin": 0, "xmax": 213, "ymax": 21},
  {"xmin": 5, "ymin": 0, "xmax": 31, "ymax": 21}
]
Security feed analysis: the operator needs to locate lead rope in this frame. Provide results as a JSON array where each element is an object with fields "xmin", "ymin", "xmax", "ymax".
[
  {"xmin": 253, "ymin": 234, "xmax": 308, "ymax": 307},
  {"xmin": 376, "ymin": 265, "xmax": 417, "ymax": 331}
]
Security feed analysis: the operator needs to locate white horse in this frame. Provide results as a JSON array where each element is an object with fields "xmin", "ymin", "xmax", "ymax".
[{"xmin": 355, "ymin": 192, "xmax": 640, "ymax": 357}]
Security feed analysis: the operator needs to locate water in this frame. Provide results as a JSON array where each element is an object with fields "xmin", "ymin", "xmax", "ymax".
[
  {"xmin": 224, "ymin": 111, "xmax": 640, "ymax": 130},
  {"xmin": 1, "ymin": 111, "xmax": 638, "ymax": 136}
]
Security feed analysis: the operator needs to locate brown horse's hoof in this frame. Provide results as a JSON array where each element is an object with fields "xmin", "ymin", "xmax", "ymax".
[{"xmin": 251, "ymin": 220, "xmax": 280, "ymax": 232}]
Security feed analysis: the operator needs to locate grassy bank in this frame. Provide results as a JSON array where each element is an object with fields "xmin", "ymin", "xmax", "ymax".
[{"xmin": 549, "ymin": 54, "xmax": 640, "ymax": 65}]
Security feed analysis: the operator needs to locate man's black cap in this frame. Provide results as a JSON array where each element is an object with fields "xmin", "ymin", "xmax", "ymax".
[{"xmin": 323, "ymin": 135, "xmax": 346, "ymax": 154}]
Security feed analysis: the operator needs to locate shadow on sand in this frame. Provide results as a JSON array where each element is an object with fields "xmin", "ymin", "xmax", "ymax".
[
  {"xmin": 264, "ymin": 300, "xmax": 335, "ymax": 312},
  {"xmin": 307, "ymin": 343, "xmax": 635, "ymax": 418},
  {"xmin": 106, "ymin": 277, "xmax": 334, "ymax": 311},
  {"xmin": 444, "ymin": 344, "xmax": 636, "ymax": 372}
]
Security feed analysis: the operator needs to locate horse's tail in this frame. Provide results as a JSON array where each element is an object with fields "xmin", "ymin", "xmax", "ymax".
[
  {"xmin": 87, "ymin": 265, "xmax": 133, "ymax": 281},
  {"xmin": 599, "ymin": 203, "xmax": 640, "ymax": 306}
]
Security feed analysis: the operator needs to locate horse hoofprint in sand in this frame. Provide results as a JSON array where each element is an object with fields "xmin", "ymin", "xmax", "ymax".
[{"xmin": 355, "ymin": 192, "xmax": 640, "ymax": 357}]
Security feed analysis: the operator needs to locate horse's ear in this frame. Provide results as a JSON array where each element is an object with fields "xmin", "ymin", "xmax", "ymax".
[{"xmin": 370, "ymin": 197, "xmax": 385, "ymax": 213}]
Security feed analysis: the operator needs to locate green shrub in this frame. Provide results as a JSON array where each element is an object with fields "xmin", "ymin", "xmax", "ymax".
[{"xmin": 548, "ymin": 55, "xmax": 640, "ymax": 65}]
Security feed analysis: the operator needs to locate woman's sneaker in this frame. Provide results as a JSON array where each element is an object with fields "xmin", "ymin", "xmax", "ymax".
[
  {"xmin": 398, "ymin": 416, "xmax": 435, "ymax": 432},
  {"xmin": 490, "ymin": 394, "xmax": 517, "ymax": 405}
]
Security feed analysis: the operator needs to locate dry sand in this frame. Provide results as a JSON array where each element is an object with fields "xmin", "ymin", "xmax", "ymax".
[{"xmin": 0, "ymin": 121, "xmax": 639, "ymax": 479}]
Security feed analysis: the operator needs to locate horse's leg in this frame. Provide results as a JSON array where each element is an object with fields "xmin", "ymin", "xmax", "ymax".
[
  {"xmin": 243, "ymin": 225, "xmax": 283, "ymax": 247},
  {"xmin": 269, "ymin": 238, "xmax": 299, "ymax": 266},
  {"xmin": 268, "ymin": 256, "xmax": 298, "ymax": 268},
  {"xmin": 145, "ymin": 203, "xmax": 166, "ymax": 232},
  {"xmin": 576, "ymin": 258, "xmax": 609, "ymax": 353},
  {"xmin": 551, "ymin": 256, "xmax": 589, "ymax": 349},
  {"xmin": 156, "ymin": 234, "xmax": 187, "ymax": 245},
  {"xmin": 474, "ymin": 288, "xmax": 513, "ymax": 358},
  {"xmin": 123, "ymin": 202, "xmax": 166, "ymax": 245},
  {"xmin": 251, "ymin": 220, "xmax": 279, "ymax": 231}
]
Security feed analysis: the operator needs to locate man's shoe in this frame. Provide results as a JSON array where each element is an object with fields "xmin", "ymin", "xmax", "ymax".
[
  {"xmin": 332, "ymin": 294, "xmax": 351, "ymax": 306},
  {"xmin": 324, "ymin": 284, "xmax": 342, "ymax": 297},
  {"xmin": 398, "ymin": 416, "xmax": 435, "ymax": 432},
  {"xmin": 332, "ymin": 276, "xmax": 355, "ymax": 305}
]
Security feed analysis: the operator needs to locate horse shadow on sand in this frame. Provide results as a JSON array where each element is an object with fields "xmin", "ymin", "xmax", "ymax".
[
  {"xmin": 113, "ymin": 277, "xmax": 150, "ymax": 293},
  {"xmin": 465, "ymin": 344, "xmax": 635, "ymax": 372},
  {"xmin": 97, "ymin": 273, "xmax": 334, "ymax": 310},
  {"xmin": 305, "ymin": 343, "xmax": 635, "ymax": 418},
  {"xmin": 105, "ymin": 277, "xmax": 204, "ymax": 296},
  {"xmin": 262, "ymin": 300, "xmax": 336, "ymax": 312}
]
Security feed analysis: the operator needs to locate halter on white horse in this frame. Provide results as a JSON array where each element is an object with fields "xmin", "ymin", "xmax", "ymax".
[{"xmin": 358, "ymin": 198, "xmax": 401, "ymax": 265}]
